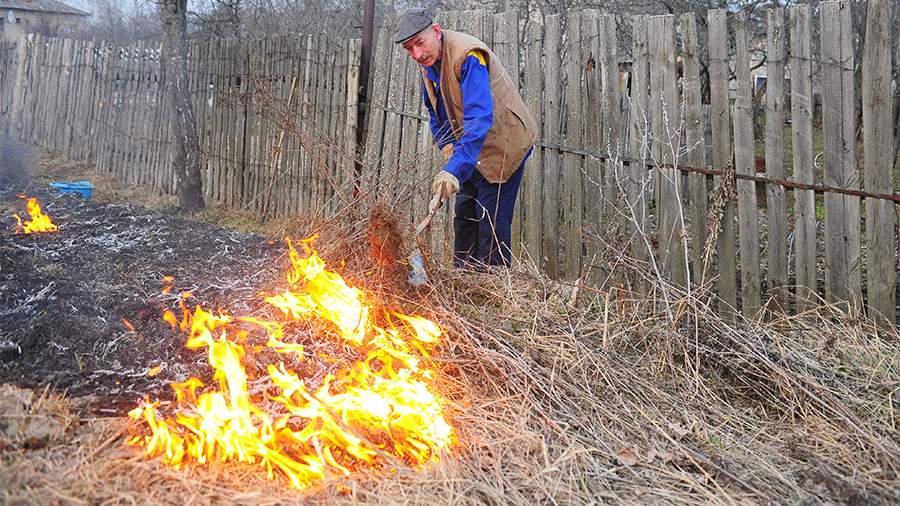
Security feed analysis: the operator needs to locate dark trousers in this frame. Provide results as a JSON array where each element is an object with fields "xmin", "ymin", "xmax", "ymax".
[{"xmin": 453, "ymin": 152, "xmax": 529, "ymax": 267}]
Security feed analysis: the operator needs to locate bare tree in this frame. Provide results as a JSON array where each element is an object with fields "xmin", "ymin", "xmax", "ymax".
[
  {"xmin": 190, "ymin": 0, "xmax": 242, "ymax": 39},
  {"xmin": 158, "ymin": 0, "xmax": 205, "ymax": 213}
]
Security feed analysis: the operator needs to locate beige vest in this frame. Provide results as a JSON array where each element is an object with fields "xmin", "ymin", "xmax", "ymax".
[{"xmin": 422, "ymin": 30, "xmax": 538, "ymax": 183}]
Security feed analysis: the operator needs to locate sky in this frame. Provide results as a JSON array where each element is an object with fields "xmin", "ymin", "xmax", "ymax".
[{"xmin": 60, "ymin": 0, "xmax": 174, "ymax": 17}]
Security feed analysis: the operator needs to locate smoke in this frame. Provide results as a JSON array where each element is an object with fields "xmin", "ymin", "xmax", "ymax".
[{"xmin": 0, "ymin": 136, "xmax": 34, "ymax": 190}]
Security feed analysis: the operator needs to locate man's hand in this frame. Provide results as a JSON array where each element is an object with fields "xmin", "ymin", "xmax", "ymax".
[
  {"xmin": 431, "ymin": 170, "xmax": 459, "ymax": 202},
  {"xmin": 441, "ymin": 144, "xmax": 454, "ymax": 162}
]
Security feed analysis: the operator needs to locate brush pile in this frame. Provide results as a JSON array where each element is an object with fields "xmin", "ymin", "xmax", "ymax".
[{"xmin": 1, "ymin": 188, "xmax": 898, "ymax": 505}]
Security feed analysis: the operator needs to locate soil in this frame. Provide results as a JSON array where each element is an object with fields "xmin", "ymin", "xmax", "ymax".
[{"xmin": 0, "ymin": 186, "xmax": 282, "ymax": 409}]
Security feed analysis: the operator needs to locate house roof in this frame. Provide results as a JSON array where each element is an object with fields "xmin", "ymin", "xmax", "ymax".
[{"xmin": 0, "ymin": 0, "xmax": 89, "ymax": 16}]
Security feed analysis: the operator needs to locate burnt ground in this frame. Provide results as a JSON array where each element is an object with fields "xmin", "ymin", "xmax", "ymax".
[{"xmin": 0, "ymin": 187, "xmax": 283, "ymax": 409}]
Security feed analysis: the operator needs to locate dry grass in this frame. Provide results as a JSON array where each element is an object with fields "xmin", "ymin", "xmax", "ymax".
[
  {"xmin": 28, "ymin": 151, "xmax": 307, "ymax": 239},
  {"xmin": 31, "ymin": 154, "xmax": 178, "ymax": 210}
]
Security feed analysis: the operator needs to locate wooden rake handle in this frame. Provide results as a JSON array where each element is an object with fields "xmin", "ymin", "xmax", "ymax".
[{"xmin": 415, "ymin": 193, "xmax": 443, "ymax": 237}]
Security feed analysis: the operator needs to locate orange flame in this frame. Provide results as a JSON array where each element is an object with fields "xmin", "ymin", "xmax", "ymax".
[
  {"xmin": 128, "ymin": 236, "xmax": 454, "ymax": 488},
  {"xmin": 12, "ymin": 197, "xmax": 58, "ymax": 234},
  {"xmin": 161, "ymin": 275, "xmax": 175, "ymax": 294}
]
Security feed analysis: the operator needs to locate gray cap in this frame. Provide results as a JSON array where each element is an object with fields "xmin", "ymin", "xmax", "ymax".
[{"xmin": 393, "ymin": 7, "xmax": 434, "ymax": 44}]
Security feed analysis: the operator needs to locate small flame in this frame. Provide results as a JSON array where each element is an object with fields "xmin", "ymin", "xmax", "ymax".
[
  {"xmin": 161, "ymin": 275, "xmax": 175, "ymax": 294},
  {"xmin": 12, "ymin": 197, "xmax": 58, "ymax": 234},
  {"xmin": 128, "ymin": 237, "xmax": 455, "ymax": 488}
]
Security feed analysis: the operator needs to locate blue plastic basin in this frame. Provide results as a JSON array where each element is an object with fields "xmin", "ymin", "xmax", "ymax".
[{"xmin": 50, "ymin": 180, "xmax": 95, "ymax": 200}]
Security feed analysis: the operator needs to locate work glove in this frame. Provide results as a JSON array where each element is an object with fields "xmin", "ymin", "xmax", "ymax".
[
  {"xmin": 432, "ymin": 170, "xmax": 459, "ymax": 200},
  {"xmin": 441, "ymin": 144, "xmax": 454, "ymax": 162}
]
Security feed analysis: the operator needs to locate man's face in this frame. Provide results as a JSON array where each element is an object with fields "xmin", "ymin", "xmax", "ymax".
[{"xmin": 402, "ymin": 24, "xmax": 442, "ymax": 67}]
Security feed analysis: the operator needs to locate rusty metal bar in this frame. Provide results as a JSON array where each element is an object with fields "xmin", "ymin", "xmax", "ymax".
[{"xmin": 539, "ymin": 140, "xmax": 899, "ymax": 204}]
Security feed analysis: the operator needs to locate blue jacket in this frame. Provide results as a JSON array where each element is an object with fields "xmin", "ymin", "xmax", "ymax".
[{"xmin": 421, "ymin": 51, "xmax": 493, "ymax": 184}]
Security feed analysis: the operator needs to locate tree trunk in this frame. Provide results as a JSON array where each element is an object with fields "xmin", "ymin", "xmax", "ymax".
[{"xmin": 158, "ymin": 0, "xmax": 204, "ymax": 213}]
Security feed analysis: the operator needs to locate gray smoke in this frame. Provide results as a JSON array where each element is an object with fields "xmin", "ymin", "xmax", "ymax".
[{"xmin": 0, "ymin": 136, "xmax": 34, "ymax": 190}]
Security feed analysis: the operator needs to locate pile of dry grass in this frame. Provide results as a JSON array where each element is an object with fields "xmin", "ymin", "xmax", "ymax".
[
  {"xmin": 2, "ymin": 227, "xmax": 898, "ymax": 504},
  {"xmin": 427, "ymin": 270, "xmax": 899, "ymax": 504}
]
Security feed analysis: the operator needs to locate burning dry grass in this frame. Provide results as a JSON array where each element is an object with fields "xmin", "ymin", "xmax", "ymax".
[{"xmin": 2, "ymin": 232, "xmax": 898, "ymax": 503}]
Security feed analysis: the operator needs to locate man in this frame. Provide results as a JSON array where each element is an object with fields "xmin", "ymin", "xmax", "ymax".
[{"xmin": 394, "ymin": 8, "xmax": 538, "ymax": 267}]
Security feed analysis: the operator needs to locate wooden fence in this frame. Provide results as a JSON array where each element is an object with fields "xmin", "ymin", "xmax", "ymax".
[
  {"xmin": 0, "ymin": 41, "xmax": 17, "ymax": 121},
  {"xmin": 0, "ymin": 1, "xmax": 897, "ymax": 324},
  {"xmin": 1, "ymin": 34, "xmax": 359, "ymax": 218},
  {"xmin": 363, "ymin": 2, "xmax": 898, "ymax": 324}
]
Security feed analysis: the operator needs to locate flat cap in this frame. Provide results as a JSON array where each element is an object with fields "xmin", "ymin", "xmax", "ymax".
[{"xmin": 393, "ymin": 7, "xmax": 434, "ymax": 44}]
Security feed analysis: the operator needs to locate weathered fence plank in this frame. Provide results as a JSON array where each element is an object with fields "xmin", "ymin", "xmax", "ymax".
[
  {"xmin": 821, "ymin": 0, "xmax": 862, "ymax": 307},
  {"xmin": 325, "ymin": 39, "xmax": 346, "ymax": 216},
  {"xmin": 328, "ymin": 38, "xmax": 344, "ymax": 212},
  {"xmin": 561, "ymin": 11, "xmax": 584, "ymax": 280},
  {"xmin": 397, "ymin": 38, "xmax": 420, "ymax": 222},
  {"xmin": 861, "ymin": 0, "xmax": 896, "ymax": 324},
  {"xmin": 432, "ymin": 10, "xmax": 456, "ymax": 265},
  {"xmin": 733, "ymin": 10, "xmax": 762, "ymax": 316},
  {"xmin": 649, "ymin": 14, "xmax": 688, "ymax": 288},
  {"xmin": 213, "ymin": 39, "xmax": 228, "ymax": 206},
  {"xmin": 542, "ymin": 14, "xmax": 562, "ymax": 278},
  {"xmin": 343, "ymin": 39, "xmax": 361, "ymax": 209},
  {"xmin": 598, "ymin": 13, "xmax": 621, "ymax": 210},
  {"xmin": 379, "ymin": 34, "xmax": 407, "ymax": 202},
  {"xmin": 679, "ymin": 13, "xmax": 708, "ymax": 286},
  {"xmin": 0, "ymin": 40, "xmax": 21, "ymax": 132},
  {"xmin": 788, "ymin": 4, "xmax": 817, "ymax": 310},
  {"xmin": 765, "ymin": 8, "xmax": 787, "ymax": 311},
  {"xmin": 627, "ymin": 15, "xmax": 651, "ymax": 272},
  {"xmin": 227, "ymin": 38, "xmax": 243, "ymax": 208},
  {"xmin": 582, "ymin": 10, "xmax": 602, "ymax": 238},
  {"xmin": 522, "ymin": 17, "xmax": 544, "ymax": 266},
  {"xmin": 8, "ymin": 37, "xmax": 29, "ymax": 136},
  {"xmin": 493, "ymin": 11, "xmax": 523, "ymax": 251},
  {"xmin": 61, "ymin": 39, "xmax": 79, "ymax": 158},
  {"xmin": 363, "ymin": 25, "xmax": 392, "ymax": 185},
  {"xmin": 708, "ymin": 9, "xmax": 738, "ymax": 317}
]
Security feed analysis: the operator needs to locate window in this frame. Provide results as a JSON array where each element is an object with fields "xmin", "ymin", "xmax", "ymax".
[{"xmin": 755, "ymin": 76, "xmax": 767, "ymax": 92}]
